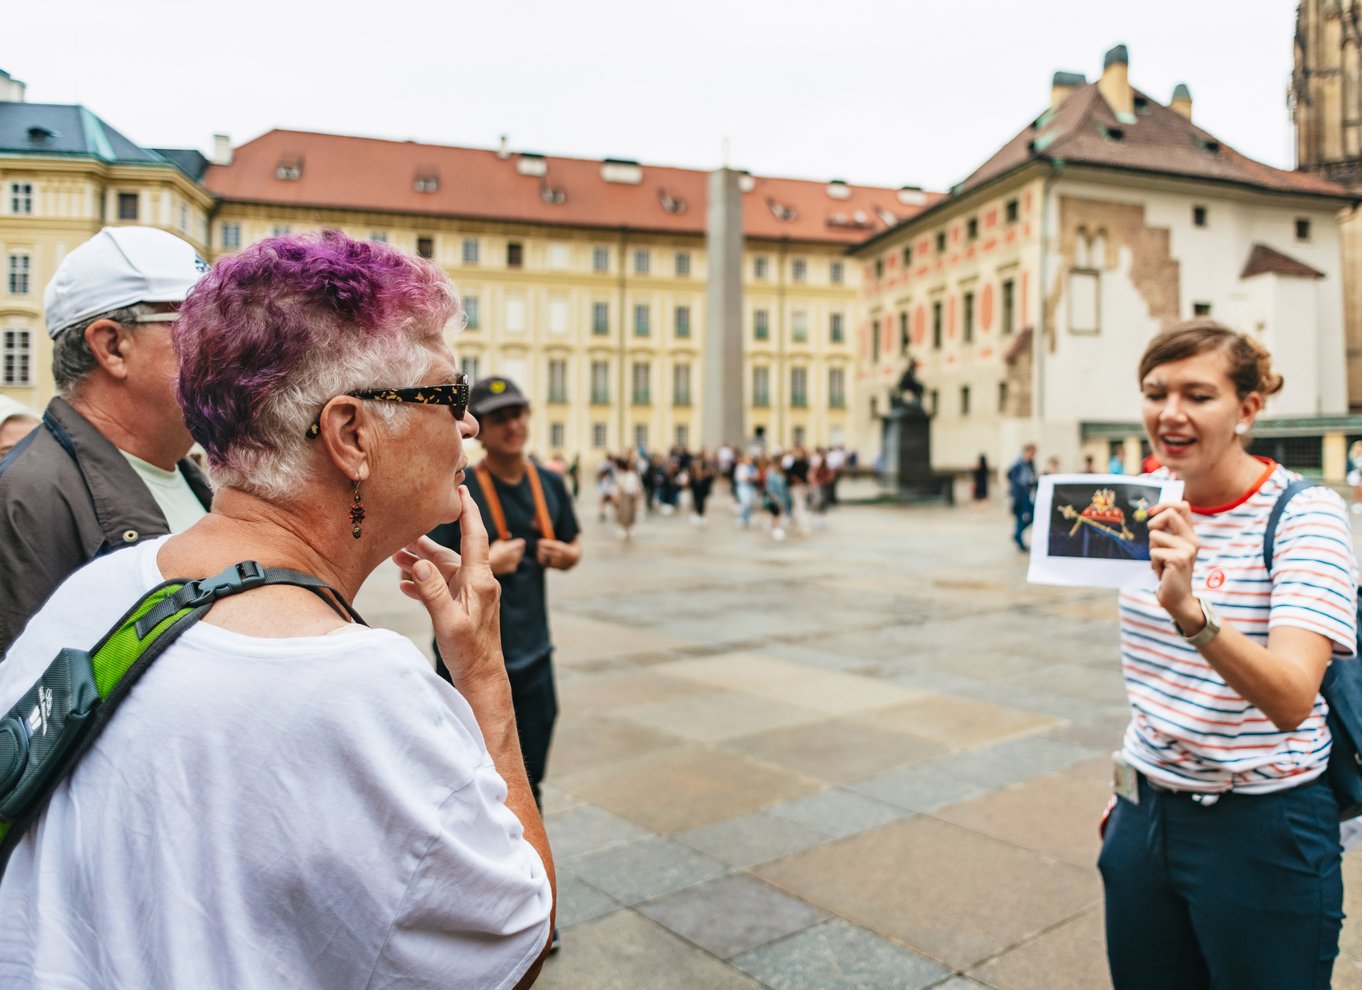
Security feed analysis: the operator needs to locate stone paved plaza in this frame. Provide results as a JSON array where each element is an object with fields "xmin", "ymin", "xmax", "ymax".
[{"xmin": 355, "ymin": 482, "xmax": 1362, "ymax": 989}]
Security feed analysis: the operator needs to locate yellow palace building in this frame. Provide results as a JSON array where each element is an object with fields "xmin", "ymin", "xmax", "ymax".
[{"xmin": 0, "ymin": 70, "xmax": 937, "ymax": 458}]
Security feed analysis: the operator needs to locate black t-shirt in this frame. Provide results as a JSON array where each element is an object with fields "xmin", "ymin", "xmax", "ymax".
[{"xmin": 428, "ymin": 464, "xmax": 580, "ymax": 670}]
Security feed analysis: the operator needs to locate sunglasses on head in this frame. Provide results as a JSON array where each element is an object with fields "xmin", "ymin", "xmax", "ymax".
[{"xmin": 305, "ymin": 374, "xmax": 470, "ymax": 439}]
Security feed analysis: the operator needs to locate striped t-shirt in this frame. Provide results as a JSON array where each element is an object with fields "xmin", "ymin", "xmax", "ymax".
[{"xmin": 1118, "ymin": 460, "xmax": 1358, "ymax": 794}]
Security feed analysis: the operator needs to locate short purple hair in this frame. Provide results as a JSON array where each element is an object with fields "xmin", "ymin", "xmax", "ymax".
[{"xmin": 175, "ymin": 230, "xmax": 460, "ymax": 498}]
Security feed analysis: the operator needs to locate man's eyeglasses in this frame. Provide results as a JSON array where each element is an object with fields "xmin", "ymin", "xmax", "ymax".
[{"xmin": 305, "ymin": 375, "xmax": 470, "ymax": 439}]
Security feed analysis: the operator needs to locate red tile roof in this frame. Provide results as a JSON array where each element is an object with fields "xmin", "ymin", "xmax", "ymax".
[
  {"xmin": 956, "ymin": 83, "xmax": 1352, "ymax": 200},
  {"xmin": 203, "ymin": 130, "xmax": 942, "ymax": 245},
  {"xmin": 1240, "ymin": 243, "xmax": 1326, "ymax": 279}
]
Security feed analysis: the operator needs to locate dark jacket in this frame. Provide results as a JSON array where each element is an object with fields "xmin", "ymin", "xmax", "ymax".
[{"xmin": 0, "ymin": 397, "xmax": 212, "ymax": 656}]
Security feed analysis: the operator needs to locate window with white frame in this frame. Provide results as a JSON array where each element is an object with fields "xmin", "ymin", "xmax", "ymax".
[
  {"xmin": 752, "ymin": 367, "xmax": 770, "ymax": 407},
  {"xmin": 370, "ymin": 231, "xmax": 388, "ymax": 243},
  {"xmin": 178, "ymin": 204, "xmax": 189, "ymax": 232},
  {"xmin": 634, "ymin": 424, "xmax": 648, "ymax": 450},
  {"xmin": 221, "ymin": 223, "xmax": 241, "ymax": 249},
  {"xmin": 506, "ymin": 296, "xmax": 526, "ymax": 332},
  {"xmin": 592, "ymin": 246, "xmax": 610, "ymax": 272},
  {"xmin": 550, "ymin": 422, "xmax": 565, "ymax": 450},
  {"xmin": 591, "ymin": 361, "xmax": 610, "ymax": 403},
  {"xmin": 463, "ymin": 295, "xmax": 480, "ymax": 329},
  {"xmin": 7, "ymin": 254, "xmax": 30, "ymax": 296},
  {"xmin": 592, "ymin": 301, "xmax": 609, "ymax": 335},
  {"xmin": 675, "ymin": 424, "xmax": 689, "ymax": 448},
  {"xmin": 792, "ymin": 258, "xmax": 807, "ymax": 283},
  {"xmin": 754, "ymin": 256, "xmax": 769, "ymax": 280},
  {"xmin": 792, "ymin": 310, "xmax": 808, "ymax": 343},
  {"xmin": 790, "ymin": 367, "xmax": 808, "ymax": 407},
  {"xmin": 549, "ymin": 297, "xmax": 569, "ymax": 335},
  {"xmin": 548, "ymin": 359, "xmax": 568, "ymax": 402},
  {"xmin": 675, "ymin": 252, "xmax": 691, "ymax": 277},
  {"xmin": 634, "ymin": 303, "xmax": 650, "ymax": 337},
  {"xmin": 634, "ymin": 249, "xmax": 650, "ymax": 275},
  {"xmin": 592, "ymin": 422, "xmax": 607, "ymax": 449},
  {"xmin": 631, "ymin": 361, "xmax": 651, "ymax": 404},
  {"xmin": 461, "ymin": 356, "xmax": 480, "ymax": 383},
  {"xmin": 830, "ymin": 312, "xmax": 844, "ymax": 344},
  {"xmin": 674, "ymin": 305, "xmax": 691, "ymax": 339},
  {"xmin": 830, "ymin": 260, "xmax": 844, "ymax": 284},
  {"xmin": 10, "ymin": 183, "xmax": 33, "ymax": 215},
  {"xmin": 462, "ymin": 238, "xmax": 479, "ymax": 265},
  {"xmin": 673, "ymin": 363, "xmax": 691, "ymax": 406},
  {"xmin": 829, "ymin": 368, "xmax": 846, "ymax": 408},
  {"xmin": 754, "ymin": 309, "xmax": 769, "ymax": 341},
  {"xmin": 2, "ymin": 329, "xmax": 32, "ymax": 386},
  {"xmin": 272, "ymin": 225, "xmax": 291, "ymax": 238}
]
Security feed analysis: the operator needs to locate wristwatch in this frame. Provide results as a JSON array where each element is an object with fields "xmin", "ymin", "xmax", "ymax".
[{"xmin": 1177, "ymin": 596, "xmax": 1221, "ymax": 647}]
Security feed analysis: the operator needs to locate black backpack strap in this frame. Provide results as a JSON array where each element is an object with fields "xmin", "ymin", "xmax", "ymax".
[
  {"xmin": 1263, "ymin": 477, "xmax": 1320, "ymax": 575},
  {"xmin": 0, "ymin": 561, "xmax": 365, "ymax": 872}
]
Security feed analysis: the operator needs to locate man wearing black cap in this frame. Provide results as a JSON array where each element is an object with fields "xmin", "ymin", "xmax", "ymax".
[{"xmin": 429, "ymin": 375, "xmax": 581, "ymax": 809}]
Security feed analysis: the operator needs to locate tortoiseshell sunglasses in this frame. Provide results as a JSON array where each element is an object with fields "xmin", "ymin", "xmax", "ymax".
[{"xmin": 305, "ymin": 375, "xmax": 470, "ymax": 439}]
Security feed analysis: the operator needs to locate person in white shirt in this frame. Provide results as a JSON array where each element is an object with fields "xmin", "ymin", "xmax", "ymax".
[{"xmin": 0, "ymin": 230, "xmax": 554, "ymax": 989}]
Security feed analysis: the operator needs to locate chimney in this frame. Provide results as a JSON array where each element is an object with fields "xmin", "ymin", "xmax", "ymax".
[
  {"xmin": 497, "ymin": 134, "xmax": 510, "ymax": 160},
  {"xmin": 211, "ymin": 133, "xmax": 233, "ymax": 166},
  {"xmin": 1170, "ymin": 83, "xmax": 1193, "ymax": 121},
  {"xmin": 1051, "ymin": 71, "xmax": 1086, "ymax": 110},
  {"xmin": 0, "ymin": 69, "xmax": 25, "ymax": 103},
  {"xmin": 1098, "ymin": 44, "xmax": 1134, "ymax": 122}
]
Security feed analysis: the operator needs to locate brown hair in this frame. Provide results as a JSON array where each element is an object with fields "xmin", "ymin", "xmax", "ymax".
[{"xmin": 1137, "ymin": 319, "xmax": 1284, "ymax": 399}]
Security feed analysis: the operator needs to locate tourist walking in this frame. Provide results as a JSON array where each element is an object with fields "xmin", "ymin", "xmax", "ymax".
[
  {"xmin": 734, "ymin": 453, "xmax": 757, "ymax": 528},
  {"xmin": 971, "ymin": 454, "xmax": 990, "ymax": 509},
  {"xmin": 1099, "ymin": 320, "xmax": 1357, "ymax": 990},
  {"xmin": 689, "ymin": 452, "xmax": 715, "ymax": 526},
  {"xmin": 1006, "ymin": 444, "xmax": 1038, "ymax": 551},
  {"xmin": 614, "ymin": 454, "xmax": 642, "ymax": 539}
]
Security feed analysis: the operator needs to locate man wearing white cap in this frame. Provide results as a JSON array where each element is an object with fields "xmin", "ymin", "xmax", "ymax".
[{"xmin": 0, "ymin": 227, "xmax": 212, "ymax": 656}]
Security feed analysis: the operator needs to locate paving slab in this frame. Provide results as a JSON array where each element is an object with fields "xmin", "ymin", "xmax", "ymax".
[
  {"xmin": 754, "ymin": 817, "xmax": 1100, "ymax": 971},
  {"xmin": 554, "ymin": 743, "xmax": 822, "ymax": 833},
  {"xmin": 548, "ymin": 712, "xmax": 679, "ymax": 774},
  {"xmin": 610, "ymin": 688, "xmax": 827, "ymax": 742},
  {"xmin": 554, "ymin": 874, "xmax": 621, "ymax": 928},
  {"xmin": 545, "ymin": 804, "xmax": 652, "ymax": 860},
  {"xmin": 859, "ymin": 695, "xmax": 1063, "ymax": 749},
  {"xmin": 561, "ymin": 835, "xmax": 730, "ymax": 905},
  {"xmin": 535, "ymin": 910, "xmax": 767, "ymax": 990},
  {"xmin": 724, "ymin": 716, "xmax": 948, "ymax": 783},
  {"xmin": 637, "ymin": 873, "xmax": 828, "ymax": 959},
  {"xmin": 730, "ymin": 917, "xmax": 952, "ymax": 990},
  {"xmin": 555, "ymin": 668, "xmax": 712, "ymax": 715},
  {"xmin": 766, "ymin": 788, "xmax": 914, "ymax": 839},
  {"xmin": 967, "ymin": 904, "xmax": 1111, "ymax": 990},
  {"xmin": 672, "ymin": 810, "xmax": 831, "ymax": 869}
]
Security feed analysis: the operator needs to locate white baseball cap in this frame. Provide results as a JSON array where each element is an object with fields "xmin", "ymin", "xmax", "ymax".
[
  {"xmin": 0, "ymin": 396, "xmax": 39, "ymax": 427},
  {"xmin": 44, "ymin": 226, "xmax": 210, "ymax": 339}
]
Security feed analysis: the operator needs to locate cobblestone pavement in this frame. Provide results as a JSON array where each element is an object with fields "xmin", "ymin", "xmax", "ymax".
[{"xmin": 355, "ymin": 481, "xmax": 1362, "ymax": 990}]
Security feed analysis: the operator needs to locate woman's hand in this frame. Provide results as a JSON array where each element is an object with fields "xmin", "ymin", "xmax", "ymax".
[
  {"xmin": 1147, "ymin": 501, "xmax": 1204, "ymax": 632},
  {"xmin": 392, "ymin": 486, "xmax": 503, "ymax": 686}
]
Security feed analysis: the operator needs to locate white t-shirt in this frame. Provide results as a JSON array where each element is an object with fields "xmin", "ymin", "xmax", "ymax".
[
  {"xmin": 0, "ymin": 538, "xmax": 551, "ymax": 989},
  {"xmin": 119, "ymin": 450, "xmax": 208, "ymax": 533}
]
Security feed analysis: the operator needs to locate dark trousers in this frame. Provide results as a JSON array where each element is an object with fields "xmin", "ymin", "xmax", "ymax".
[
  {"xmin": 1099, "ymin": 776, "xmax": 1342, "ymax": 990},
  {"xmin": 1011, "ymin": 500, "xmax": 1033, "ymax": 549},
  {"xmin": 432, "ymin": 647, "xmax": 558, "ymax": 810}
]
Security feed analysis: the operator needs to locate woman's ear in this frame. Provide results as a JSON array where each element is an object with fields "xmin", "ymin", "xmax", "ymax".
[{"xmin": 317, "ymin": 396, "xmax": 371, "ymax": 481}]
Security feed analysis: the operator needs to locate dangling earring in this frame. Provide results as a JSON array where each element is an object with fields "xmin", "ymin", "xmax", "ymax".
[
  {"xmin": 1234, "ymin": 422, "xmax": 1248, "ymax": 436},
  {"xmin": 349, "ymin": 479, "xmax": 366, "ymax": 539}
]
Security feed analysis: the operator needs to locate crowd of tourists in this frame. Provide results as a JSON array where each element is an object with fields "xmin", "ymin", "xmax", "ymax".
[
  {"xmin": 587, "ymin": 443, "xmax": 850, "ymax": 541},
  {"xmin": 0, "ymin": 224, "xmax": 1357, "ymax": 989}
]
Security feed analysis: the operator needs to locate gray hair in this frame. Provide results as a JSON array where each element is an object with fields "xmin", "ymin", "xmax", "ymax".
[
  {"xmin": 206, "ymin": 336, "xmax": 436, "ymax": 501},
  {"xmin": 51, "ymin": 304, "xmax": 151, "ymax": 399}
]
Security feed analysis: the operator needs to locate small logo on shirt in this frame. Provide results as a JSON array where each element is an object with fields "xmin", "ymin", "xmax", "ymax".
[
  {"xmin": 1206, "ymin": 568, "xmax": 1226, "ymax": 590},
  {"xmin": 26, "ymin": 685, "xmax": 53, "ymax": 736}
]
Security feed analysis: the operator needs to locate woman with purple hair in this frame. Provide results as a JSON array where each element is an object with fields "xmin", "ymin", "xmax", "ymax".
[{"xmin": 0, "ymin": 231, "xmax": 555, "ymax": 989}]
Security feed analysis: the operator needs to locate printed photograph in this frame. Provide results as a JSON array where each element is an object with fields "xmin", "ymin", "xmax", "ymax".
[{"xmin": 1047, "ymin": 482, "xmax": 1163, "ymax": 560}]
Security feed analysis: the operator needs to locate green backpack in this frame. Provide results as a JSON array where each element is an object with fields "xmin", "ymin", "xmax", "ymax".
[{"xmin": 0, "ymin": 561, "xmax": 364, "ymax": 870}]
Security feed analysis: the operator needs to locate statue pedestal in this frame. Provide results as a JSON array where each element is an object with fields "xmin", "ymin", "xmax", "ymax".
[{"xmin": 880, "ymin": 404, "xmax": 950, "ymax": 501}]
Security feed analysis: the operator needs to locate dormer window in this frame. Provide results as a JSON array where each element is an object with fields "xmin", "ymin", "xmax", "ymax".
[
  {"xmin": 26, "ymin": 126, "xmax": 55, "ymax": 144},
  {"xmin": 275, "ymin": 160, "xmax": 303, "ymax": 181},
  {"xmin": 516, "ymin": 154, "xmax": 548, "ymax": 177},
  {"xmin": 767, "ymin": 198, "xmax": 797, "ymax": 222},
  {"xmin": 1099, "ymin": 125, "xmax": 1124, "ymax": 142},
  {"xmin": 1196, "ymin": 136, "xmax": 1221, "ymax": 155},
  {"xmin": 540, "ymin": 182, "xmax": 566, "ymax": 205},
  {"xmin": 601, "ymin": 158, "xmax": 642, "ymax": 184},
  {"xmin": 826, "ymin": 179, "xmax": 851, "ymax": 200},
  {"xmin": 414, "ymin": 174, "xmax": 439, "ymax": 193},
  {"xmin": 658, "ymin": 189, "xmax": 686, "ymax": 214}
]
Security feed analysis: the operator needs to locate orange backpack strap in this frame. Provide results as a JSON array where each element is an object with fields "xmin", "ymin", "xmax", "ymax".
[
  {"xmin": 473, "ymin": 463, "xmax": 511, "ymax": 542},
  {"xmin": 525, "ymin": 464, "xmax": 556, "ymax": 542}
]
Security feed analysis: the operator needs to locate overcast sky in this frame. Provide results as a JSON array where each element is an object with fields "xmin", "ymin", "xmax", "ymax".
[{"xmin": 7, "ymin": 1, "xmax": 1299, "ymax": 192}]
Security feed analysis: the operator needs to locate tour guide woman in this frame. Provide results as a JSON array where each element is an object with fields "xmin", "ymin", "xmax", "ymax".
[
  {"xmin": 1100, "ymin": 320, "xmax": 1357, "ymax": 989},
  {"xmin": 0, "ymin": 231, "xmax": 554, "ymax": 988}
]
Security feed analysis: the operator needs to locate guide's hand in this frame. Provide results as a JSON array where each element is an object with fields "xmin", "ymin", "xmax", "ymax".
[
  {"xmin": 1147, "ymin": 501, "xmax": 1201, "ymax": 626},
  {"xmin": 488, "ymin": 538, "xmax": 526, "ymax": 576},
  {"xmin": 392, "ymin": 486, "xmax": 504, "ymax": 685},
  {"xmin": 536, "ymin": 538, "xmax": 581, "ymax": 571}
]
